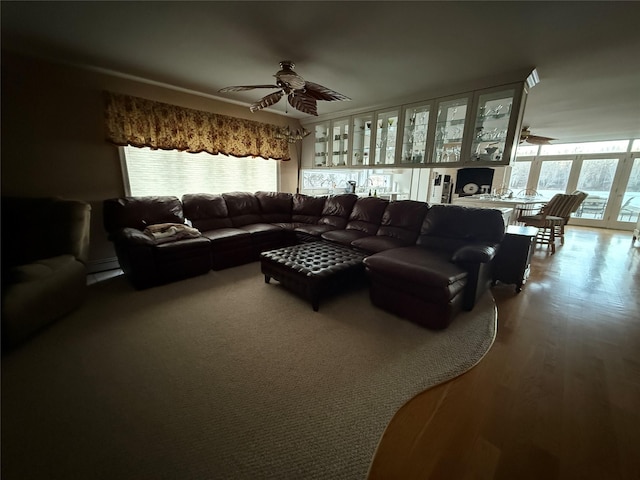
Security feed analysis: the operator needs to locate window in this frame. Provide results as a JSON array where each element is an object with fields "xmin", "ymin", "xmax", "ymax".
[
  {"xmin": 536, "ymin": 160, "xmax": 572, "ymax": 197},
  {"xmin": 539, "ymin": 140, "xmax": 629, "ymax": 156},
  {"xmin": 121, "ymin": 146, "xmax": 279, "ymax": 198},
  {"xmin": 515, "ymin": 144, "xmax": 539, "ymax": 157},
  {"xmin": 508, "ymin": 161, "xmax": 532, "ymax": 191}
]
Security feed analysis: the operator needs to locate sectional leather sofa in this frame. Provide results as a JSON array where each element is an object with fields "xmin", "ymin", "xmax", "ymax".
[{"xmin": 103, "ymin": 192, "xmax": 505, "ymax": 328}]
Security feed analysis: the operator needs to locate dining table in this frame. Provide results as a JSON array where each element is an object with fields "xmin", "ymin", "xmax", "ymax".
[{"xmin": 452, "ymin": 195, "xmax": 549, "ymax": 225}]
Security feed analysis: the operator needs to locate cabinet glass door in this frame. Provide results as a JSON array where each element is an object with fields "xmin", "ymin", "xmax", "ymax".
[
  {"xmin": 313, "ymin": 122, "xmax": 330, "ymax": 167},
  {"xmin": 433, "ymin": 97, "xmax": 468, "ymax": 163},
  {"xmin": 469, "ymin": 88, "xmax": 516, "ymax": 162},
  {"xmin": 401, "ymin": 103, "xmax": 431, "ymax": 164},
  {"xmin": 330, "ymin": 119, "xmax": 350, "ymax": 167},
  {"xmin": 351, "ymin": 114, "xmax": 373, "ymax": 166},
  {"xmin": 374, "ymin": 109, "xmax": 399, "ymax": 165}
]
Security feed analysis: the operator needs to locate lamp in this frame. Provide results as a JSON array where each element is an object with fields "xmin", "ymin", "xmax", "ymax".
[{"xmin": 275, "ymin": 125, "xmax": 310, "ymax": 143}]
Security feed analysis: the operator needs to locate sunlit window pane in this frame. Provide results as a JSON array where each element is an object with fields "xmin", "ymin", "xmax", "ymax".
[
  {"xmin": 540, "ymin": 140, "xmax": 629, "ymax": 156},
  {"xmin": 536, "ymin": 160, "xmax": 572, "ymax": 198},
  {"xmin": 509, "ymin": 161, "xmax": 532, "ymax": 191},
  {"xmin": 574, "ymin": 159, "xmax": 618, "ymax": 220},
  {"xmin": 618, "ymin": 157, "xmax": 640, "ymax": 222},
  {"xmin": 515, "ymin": 144, "xmax": 538, "ymax": 157},
  {"xmin": 122, "ymin": 146, "xmax": 279, "ymax": 198}
]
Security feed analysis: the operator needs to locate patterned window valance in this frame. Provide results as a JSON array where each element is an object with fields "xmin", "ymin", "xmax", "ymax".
[{"xmin": 104, "ymin": 91, "xmax": 290, "ymax": 160}]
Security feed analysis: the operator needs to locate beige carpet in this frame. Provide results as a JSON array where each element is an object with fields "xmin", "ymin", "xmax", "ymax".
[{"xmin": 1, "ymin": 262, "xmax": 496, "ymax": 480}]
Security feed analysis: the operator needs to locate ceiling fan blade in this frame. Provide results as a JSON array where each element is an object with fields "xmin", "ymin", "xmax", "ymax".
[
  {"xmin": 526, "ymin": 135, "xmax": 555, "ymax": 145},
  {"xmin": 288, "ymin": 92, "xmax": 318, "ymax": 116},
  {"xmin": 520, "ymin": 127, "xmax": 556, "ymax": 145},
  {"xmin": 249, "ymin": 90, "xmax": 284, "ymax": 112},
  {"xmin": 303, "ymin": 81, "xmax": 351, "ymax": 102},
  {"xmin": 219, "ymin": 84, "xmax": 279, "ymax": 93}
]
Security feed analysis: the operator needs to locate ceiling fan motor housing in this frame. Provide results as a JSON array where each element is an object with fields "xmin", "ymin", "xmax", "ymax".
[{"xmin": 276, "ymin": 61, "xmax": 306, "ymax": 90}]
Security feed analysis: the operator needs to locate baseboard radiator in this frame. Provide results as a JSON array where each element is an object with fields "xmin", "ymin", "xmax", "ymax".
[{"xmin": 87, "ymin": 257, "xmax": 120, "ymax": 274}]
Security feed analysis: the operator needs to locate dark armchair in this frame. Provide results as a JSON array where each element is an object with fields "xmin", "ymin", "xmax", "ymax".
[{"xmin": 2, "ymin": 197, "xmax": 91, "ymax": 349}]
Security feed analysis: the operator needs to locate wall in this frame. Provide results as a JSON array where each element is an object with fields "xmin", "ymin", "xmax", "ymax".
[{"xmin": 1, "ymin": 51, "xmax": 300, "ymax": 268}]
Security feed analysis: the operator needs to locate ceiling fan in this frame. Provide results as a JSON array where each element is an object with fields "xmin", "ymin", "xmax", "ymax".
[
  {"xmin": 520, "ymin": 126, "xmax": 556, "ymax": 145},
  {"xmin": 219, "ymin": 61, "xmax": 350, "ymax": 116}
]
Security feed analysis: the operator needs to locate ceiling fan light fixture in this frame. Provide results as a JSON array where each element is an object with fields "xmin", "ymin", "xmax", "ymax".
[{"xmin": 274, "ymin": 125, "xmax": 310, "ymax": 143}]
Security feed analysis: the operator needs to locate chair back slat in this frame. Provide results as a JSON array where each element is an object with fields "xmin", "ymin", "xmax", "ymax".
[
  {"xmin": 569, "ymin": 190, "xmax": 589, "ymax": 213},
  {"xmin": 544, "ymin": 194, "xmax": 578, "ymax": 218}
]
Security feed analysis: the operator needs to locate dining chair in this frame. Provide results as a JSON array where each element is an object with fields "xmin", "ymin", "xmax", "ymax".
[
  {"xmin": 513, "ymin": 189, "xmax": 543, "ymax": 224},
  {"xmin": 516, "ymin": 189, "xmax": 541, "ymax": 198},
  {"xmin": 493, "ymin": 187, "xmax": 513, "ymax": 197},
  {"xmin": 566, "ymin": 190, "xmax": 589, "ymax": 224},
  {"xmin": 517, "ymin": 193, "xmax": 577, "ymax": 253}
]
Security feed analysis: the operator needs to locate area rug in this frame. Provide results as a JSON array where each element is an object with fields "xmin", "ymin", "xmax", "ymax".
[{"xmin": 1, "ymin": 262, "xmax": 497, "ymax": 480}]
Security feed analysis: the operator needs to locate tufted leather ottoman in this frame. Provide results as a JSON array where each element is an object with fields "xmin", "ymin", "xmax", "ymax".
[{"xmin": 260, "ymin": 241, "xmax": 366, "ymax": 311}]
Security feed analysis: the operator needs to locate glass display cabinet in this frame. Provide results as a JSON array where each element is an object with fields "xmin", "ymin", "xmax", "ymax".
[
  {"xmin": 310, "ymin": 122, "xmax": 330, "ymax": 167},
  {"xmin": 469, "ymin": 87, "xmax": 517, "ymax": 163},
  {"xmin": 351, "ymin": 114, "xmax": 373, "ymax": 166},
  {"xmin": 331, "ymin": 119, "xmax": 350, "ymax": 167},
  {"xmin": 301, "ymin": 76, "xmax": 531, "ymax": 169},
  {"xmin": 433, "ymin": 96, "xmax": 470, "ymax": 164},
  {"xmin": 400, "ymin": 102, "xmax": 433, "ymax": 164},
  {"xmin": 374, "ymin": 109, "xmax": 399, "ymax": 165}
]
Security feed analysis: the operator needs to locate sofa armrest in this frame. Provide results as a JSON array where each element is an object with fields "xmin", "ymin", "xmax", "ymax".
[
  {"xmin": 452, "ymin": 244, "xmax": 497, "ymax": 264},
  {"xmin": 111, "ymin": 228, "xmax": 155, "ymax": 246}
]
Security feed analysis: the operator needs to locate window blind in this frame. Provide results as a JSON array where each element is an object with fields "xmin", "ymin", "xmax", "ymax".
[{"xmin": 121, "ymin": 146, "xmax": 279, "ymax": 198}]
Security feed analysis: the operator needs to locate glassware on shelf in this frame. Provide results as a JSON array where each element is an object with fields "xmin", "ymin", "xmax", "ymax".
[
  {"xmin": 374, "ymin": 110, "xmax": 399, "ymax": 165},
  {"xmin": 470, "ymin": 88, "xmax": 515, "ymax": 162},
  {"xmin": 433, "ymin": 97, "xmax": 468, "ymax": 163},
  {"xmin": 402, "ymin": 104, "xmax": 431, "ymax": 163},
  {"xmin": 352, "ymin": 114, "xmax": 372, "ymax": 166}
]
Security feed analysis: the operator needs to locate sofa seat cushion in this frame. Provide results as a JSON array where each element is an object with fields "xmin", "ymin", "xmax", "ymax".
[
  {"xmin": 9, "ymin": 255, "xmax": 77, "ymax": 283},
  {"xmin": 294, "ymin": 224, "xmax": 339, "ymax": 237},
  {"xmin": 200, "ymin": 228, "xmax": 253, "ymax": 270},
  {"xmin": 321, "ymin": 229, "xmax": 371, "ymax": 247},
  {"xmin": 239, "ymin": 223, "xmax": 288, "ymax": 254},
  {"xmin": 350, "ymin": 235, "xmax": 415, "ymax": 253},
  {"xmin": 2, "ymin": 254, "xmax": 87, "ymax": 347},
  {"xmin": 238, "ymin": 223, "xmax": 284, "ymax": 235},
  {"xmin": 202, "ymin": 228, "xmax": 251, "ymax": 246},
  {"xmin": 363, "ymin": 246, "xmax": 467, "ymax": 297},
  {"xmin": 154, "ymin": 236, "xmax": 212, "ymax": 261},
  {"xmin": 272, "ymin": 222, "xmax": 309, "ymax": 230}
]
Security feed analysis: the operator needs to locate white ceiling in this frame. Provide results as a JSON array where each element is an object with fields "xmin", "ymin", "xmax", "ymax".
[{"xmin": 2, "ymin": 1, "xmax": 639, "ymax": 144}]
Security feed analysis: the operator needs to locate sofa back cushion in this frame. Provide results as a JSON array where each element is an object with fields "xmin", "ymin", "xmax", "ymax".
[
  {"xmin": 255, "ymin": 191, "xmax": 293, "ymax": 223},
  {"xmin": 345, "ymin": 196, "xmax": 389, "ymax": 234},
  {"xmin": 222, "ymin": 192, "xmax": 262, "ymax": 227},
  {"xmin": 182, "ymin": 193, "xmax": 233, "ymax": 231},
  {"xmin": 103, "ymin": 196, "xmax": 184, "ymax": 234},
  {"xmin": 2, "ymin": 197, "xmax": 91, "ymax": 267},
  {"xmin": 376, "ymin": 200, "xmax": 430, "ymax": 243},
  {"xmin": 417, "ymin": 204, "xmax": 505, "ymax": 252},
  {"xmin": 292, "ymin": 194, "xmax": 327, "ymax": 224},
  {"xmin": 318, "ymin": 194, "xmax": 358, "ymax": 228}
]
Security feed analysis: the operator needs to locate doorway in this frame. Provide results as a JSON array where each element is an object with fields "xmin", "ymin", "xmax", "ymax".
[{"xmin": 511, "ymin": 148, "xmax": 639, "ymax": 230}]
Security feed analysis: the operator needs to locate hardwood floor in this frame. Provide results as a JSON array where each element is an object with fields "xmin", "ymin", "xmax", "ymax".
[{"xmin": 368, "ymin": 227, "xmax": 640, "ymax": 480}]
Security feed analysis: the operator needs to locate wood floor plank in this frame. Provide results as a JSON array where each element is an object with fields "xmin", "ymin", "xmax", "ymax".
[{"xmin": 368, "ymin": 227, "xmax": 640, "ymax": 480}]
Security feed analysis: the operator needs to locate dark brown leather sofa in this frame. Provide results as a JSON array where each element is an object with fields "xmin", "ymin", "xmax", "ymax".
[
  {"xmin": 362, "ymin": 204, "xmax": 505, "ymax": 328},
  {"xmin": 103, "ymin": 196, "xmax": 212, "ymax": 289},
  {"xmin": 103, "ymin": 192, "xmax": 505, "ymax": 328}
]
